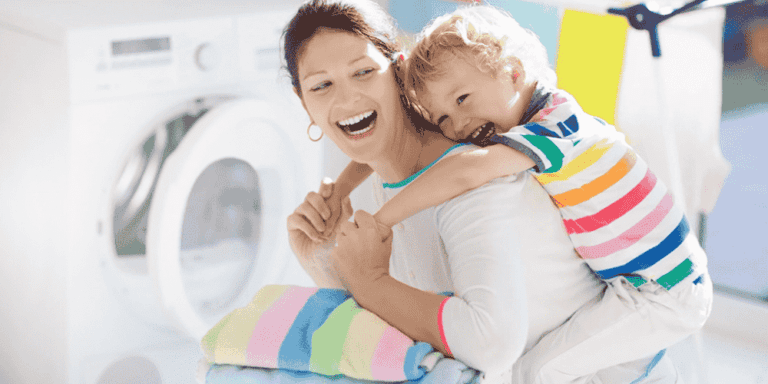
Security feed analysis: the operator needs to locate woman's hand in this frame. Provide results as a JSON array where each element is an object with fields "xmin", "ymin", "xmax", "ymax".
[
  {"xmin": 330, "ymin": 212, "xmax": 449, "ymax": 355},
  {"xmin": 287, "ymin": 178, "xmax": 353, "ymax": 288},
  {"xmin": 332, "ymin": 210, "xmax": 393, "ymax": 295}
]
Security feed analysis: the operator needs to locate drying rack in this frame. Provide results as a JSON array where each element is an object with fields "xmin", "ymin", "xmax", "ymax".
[{"xmin": 608, "ymin": 0, "xmax": 744, "ymax": 56}]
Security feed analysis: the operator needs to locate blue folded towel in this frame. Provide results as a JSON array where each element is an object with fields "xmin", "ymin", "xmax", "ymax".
[{"xmin": 202, "ymin": 355, "xmax": 480, "ymax": 384}]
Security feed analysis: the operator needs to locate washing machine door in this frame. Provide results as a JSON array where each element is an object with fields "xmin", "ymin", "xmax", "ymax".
[{"xmin": 146, "ymin": 98, "xmax": 306, "ymax": 340}]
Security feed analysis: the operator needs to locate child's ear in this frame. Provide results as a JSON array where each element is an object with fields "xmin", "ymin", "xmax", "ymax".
[
  {"xmin": 506, "ymin": 57, "xmax": 525, "ymax": 84},
  {"xmin": 502, "ymin": 66, "xmax": 523, "ymax": 84},
  {"xmin": 512, "ymin": 67, "xmax": 523, "ymax": 84}
]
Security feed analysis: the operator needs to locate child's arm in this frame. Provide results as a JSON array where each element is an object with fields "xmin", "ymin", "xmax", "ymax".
[
  {"xmin": 373, "ymin": 144, "xmax": 535, "ymax": 228},
  {"xmin": 335, "ymin": 161, "xmax": 373, "ymax": 199},
  {"xmin": 322, "ymin": 161, "xmax": 373, "ymax": 238}
]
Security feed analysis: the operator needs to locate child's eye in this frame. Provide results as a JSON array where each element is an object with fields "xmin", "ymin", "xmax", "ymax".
[
  {"xmin": 457, "ymin": 94, "xmax": 469, "ymax": 105},
  {"xmin": 310, "ymin": 81, "xmax": 331, "ymax": 92}
]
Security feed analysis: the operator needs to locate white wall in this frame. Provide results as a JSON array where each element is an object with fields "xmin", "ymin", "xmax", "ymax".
[{"xmin": 0, "ymin": 21, "xmax": 70, "ymax": 384}]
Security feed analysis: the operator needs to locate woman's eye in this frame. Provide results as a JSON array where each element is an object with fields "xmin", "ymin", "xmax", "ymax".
[
  {"xmin": 355, "ymin": 68, "xmax": 374, "ymax": 77},
  {"xmin": 457, "ymin": 94, "xmax": 469, "ymax": 105},
  {"xmin": 310, "ymin": 81, "xmax": 331, "ymax": 92}
]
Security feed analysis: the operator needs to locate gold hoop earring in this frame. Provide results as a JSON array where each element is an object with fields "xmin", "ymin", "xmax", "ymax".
[{"xmin": 307, "ymin": 123, "xmax": 323, "ymax": 142}]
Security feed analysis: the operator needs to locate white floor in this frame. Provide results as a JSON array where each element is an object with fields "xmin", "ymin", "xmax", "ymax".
[
  {"xmin": 700, "ymin": 331, "xmax": 768, "ymax": 384},
  {"xmin": 673, "ymin": 292, "xmax": 768, "ymax": 384}
]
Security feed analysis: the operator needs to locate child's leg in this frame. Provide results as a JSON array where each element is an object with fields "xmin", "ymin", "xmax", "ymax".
[
  {"xmin": 590, "ymin": 352, "xmax": 683, "ymax": 384},
  {"xmin": 511, "ymin": 268, "xmax": 712, "ymax": 384}
]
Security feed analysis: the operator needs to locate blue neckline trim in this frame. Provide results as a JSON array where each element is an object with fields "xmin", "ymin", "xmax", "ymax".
[{"xmin": 382, "ymin": 143, "xmax": 469, "ymax": 189}]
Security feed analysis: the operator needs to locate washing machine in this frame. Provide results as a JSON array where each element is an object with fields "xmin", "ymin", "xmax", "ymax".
[{"xmin": 0, "ymin": 1, "xmax": 319, "ymax": 383}]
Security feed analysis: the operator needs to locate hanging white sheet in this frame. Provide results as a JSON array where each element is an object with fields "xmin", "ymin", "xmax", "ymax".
[{"xmin": 614, "ymin": 6, "xmax": 731, "ymax": 237}]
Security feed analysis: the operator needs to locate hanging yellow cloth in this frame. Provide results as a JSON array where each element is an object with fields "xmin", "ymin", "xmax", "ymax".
[{"xmin": 555, "ymin": 10, "xmax": 629, "ymax": 126}]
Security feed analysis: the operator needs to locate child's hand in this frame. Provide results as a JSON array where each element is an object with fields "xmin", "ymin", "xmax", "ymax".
[{"xmin": 321, "ymin": 178, "xmax": 344, "ymax": 239}]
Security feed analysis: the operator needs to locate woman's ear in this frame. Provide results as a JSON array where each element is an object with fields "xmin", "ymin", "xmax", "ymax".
[
  {"xmin": 392, "ymin": 52, "xmax": 406, "ymax": 75},
  {"xmin": 294, "ymin": 87, "xmax": 318, "ymax": 125},
  {"xmin": 396, "ymin": 52, "xmax": 406, "ymax": 65},
  {"xmin": 294, "ymin": 87, "xmax": 309, "ymax": 112}
]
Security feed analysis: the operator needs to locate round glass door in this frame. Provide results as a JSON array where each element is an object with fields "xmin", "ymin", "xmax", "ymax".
[
  {"xmin": 113, "ymin": 96, "xmax": 235, "ymax": 256},
  {"xmin": 145, "ymin": 98, "xmax": 300, "ymax": 339},
  {"xmin": 179, "ymin": 158, "xmax": 261, "ymax": 317}
]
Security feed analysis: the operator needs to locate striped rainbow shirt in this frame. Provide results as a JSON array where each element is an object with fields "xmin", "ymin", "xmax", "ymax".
[{"xmin": 491, "ymin": 89, "xmax": 705, "ymax": 290}]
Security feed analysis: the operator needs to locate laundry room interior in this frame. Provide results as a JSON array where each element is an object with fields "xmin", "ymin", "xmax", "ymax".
[{"xmin": 0, "ymin": 0, "xmax": 766, "ymax": 383}]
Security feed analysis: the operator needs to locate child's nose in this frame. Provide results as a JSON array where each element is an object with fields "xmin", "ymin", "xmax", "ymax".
[
  {"xmin": 441, "ymin": 118, "xmax": 459, "ymax": 139},
  {"xmin": 455, "ymin": 116, "xmax": 472, "ymax": 139}
]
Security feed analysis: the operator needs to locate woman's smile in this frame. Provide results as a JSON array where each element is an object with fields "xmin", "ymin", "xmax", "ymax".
[{"xmin": 336, "ymin": 110, "xmax": 378, "ymax": 140}]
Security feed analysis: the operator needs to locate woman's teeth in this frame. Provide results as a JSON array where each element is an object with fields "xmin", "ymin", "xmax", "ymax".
[
  {"xmin": 338, "ymin": 110, "xmax": 373, "ymax": 127},
  {"xmin": 337, "ymin": 110, "xmax": 377, "ymax": 137},
  {"xmin": 349, "ymin": 122, "xmax": 374, "ymax": 136}
]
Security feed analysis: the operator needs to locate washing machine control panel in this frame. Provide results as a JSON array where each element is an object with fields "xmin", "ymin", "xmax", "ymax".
[
  {"xmin": 68, "ymin": 18, "xmax": 238, "ymax": 103},
  {"xmin": 235, "ymin": 10, "xmax": 296, "ymax": 83}
]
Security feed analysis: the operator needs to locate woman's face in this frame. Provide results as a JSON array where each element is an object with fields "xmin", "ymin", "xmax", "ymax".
[{"xmin": 298, "ymin": 29, "xmax": 404, "ymax": 163}]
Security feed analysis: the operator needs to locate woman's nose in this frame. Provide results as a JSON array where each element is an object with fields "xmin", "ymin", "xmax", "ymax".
[{"xmin": 335, "ymin": 82, "xmax": 362, "ymax": 106}]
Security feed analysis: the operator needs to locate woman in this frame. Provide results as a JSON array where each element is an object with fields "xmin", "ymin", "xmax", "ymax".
[{"xmin": 282, "ymin": 1, "xmax": 659, "ymax": 382}]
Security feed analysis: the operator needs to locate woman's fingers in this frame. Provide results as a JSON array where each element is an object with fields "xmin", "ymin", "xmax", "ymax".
[
  {"xmin": 338, "ymin": 219, "xmax": 358, "ymax": 237},
  {"xmin": 287, "ymin": 212, "xmax": 324, "ymax": 243},
  {"xmin": 288, "ymin": 179, "xmax": 345, "ymax": 243},
  {"xmin": 352, "ymin": 210, "xmax": 391, "ymax": 242},
  {"xmin": 292, "ymin": 196, "xmax": 325, "ymax": 236},
  {"xmin": 353, "ymin": 210, "xmax": 376, "ymax": 229},
  {"xmin": 288, "ymin": 181, "xmax": 337, "ymax": 239},
  {"xmin": 306, "ymin": 191, "xmax": 331, "ymax": 221},
  {"xmin": 376, "ymin": 223, "xmax": 393, "ymax": 242}
]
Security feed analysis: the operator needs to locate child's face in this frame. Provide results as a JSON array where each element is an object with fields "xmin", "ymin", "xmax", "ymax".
[{"xmin": 420, "ymin": 53, "xmax": 524, "ymax": 143}]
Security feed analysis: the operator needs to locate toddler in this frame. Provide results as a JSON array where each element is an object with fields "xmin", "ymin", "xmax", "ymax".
[{"xmin": 326, "ymin": 5, "xmax": 712, "ymax": 383}]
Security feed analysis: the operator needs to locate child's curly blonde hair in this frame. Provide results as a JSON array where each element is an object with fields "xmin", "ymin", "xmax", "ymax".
[{"xmin": 406, "ymin": 5, "xmax": 556, "ymax": 102}]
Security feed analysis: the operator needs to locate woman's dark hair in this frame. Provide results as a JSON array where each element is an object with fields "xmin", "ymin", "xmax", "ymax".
[
  {"xmin": 281, "ymin": 0, "xmax": 438, "ymax": 132},
  {"xmin": 282, "ymin": 0, "xmax": 398, "ymax": 97}
]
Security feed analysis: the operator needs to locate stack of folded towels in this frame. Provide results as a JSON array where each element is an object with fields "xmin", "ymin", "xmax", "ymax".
[{"xmin": 200, "ymin": 285, "xmax": 479, "ymax": 384}]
